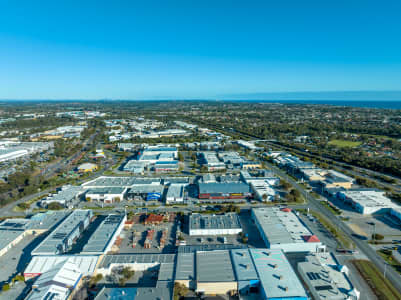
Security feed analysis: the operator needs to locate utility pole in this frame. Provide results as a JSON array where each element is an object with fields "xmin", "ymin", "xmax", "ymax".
[{"xmin": 384, "ymin": 262, "xmax": 388, "ymax": 279}]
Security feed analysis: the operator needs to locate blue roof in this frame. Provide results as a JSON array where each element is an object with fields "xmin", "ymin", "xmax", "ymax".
[{"xmin": 155, "ymin": 161, "xmax": 178, "ymax": 165}]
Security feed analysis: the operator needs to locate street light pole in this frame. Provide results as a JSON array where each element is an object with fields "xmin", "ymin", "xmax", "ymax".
[{"xmin": 384, "ymin": 262, "xmax": 388, "ymax": 279}]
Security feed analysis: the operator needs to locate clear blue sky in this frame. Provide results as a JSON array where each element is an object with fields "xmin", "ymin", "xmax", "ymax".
[{"xmin": 1, "ymin": 0, "xmax": 401, "ymax": 100}]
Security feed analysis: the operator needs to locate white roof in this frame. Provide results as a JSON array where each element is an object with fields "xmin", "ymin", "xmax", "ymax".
[
  {"xmin": 25, "ymin": 255, "xmax": 99, "ymax": 276},
  {"xmin": 250, "ymin": 248, "xmax": 307, "ymax": 298},
  {"xmin": 252, "ymin": 207, "xmax": 315, "ymax": 245},
  {"xmin": 340, "ymin": 189, "xmax": 397, "ymax": 209},
  {"xmin": 26, "ymin": 260, "xmax": 83, "ymax": 300}
]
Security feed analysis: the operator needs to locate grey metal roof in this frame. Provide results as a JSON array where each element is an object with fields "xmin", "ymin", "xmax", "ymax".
[
  {"xmin": 196, "ymin": 250, "xmax": 235, "ymax": 282},
  {"xmin": 99, "ymin": 254, "xmax": 176, "ymax": 269},
  {"xmin": 230, "ymin": 249, "xmax": 258, "ymax": 281},
  {"xmin": 250, "ymin": 249, "xmax": 307, "ymax": 299},
  {"xmin": 81, "ymin": 214, "xmax": 125, "ymax": 254},
  {"xmin": 128, "ymin": 184, "xmax": 164, "ymax": 194},
  {"xmin": 27, "ymin": 211, "xmax": 69, "ymax": 231},
  {"xmin": 177, "ymin": 244, "xmax": 247, "ymax": 253},
  {"xmin": 0, "ymin": 230, "xmax": 25, "ymax": 251},
  {"xmin": 157, "ymin": 263, "xmax": 175, "ymax": 281},
  {"xmin": 175, "ymin": 252, "xmax": 195, "ymax": 280},
  {"xmin": 252, "ymin": 207, "xmax": 312, "ymax": 245},
  {"xmin": 198, "ymin": 182, "xmax": 250, "ymax": 194},
  {"xmin": 24, "ymin": 255, "xmax": 100, "ymax": 275},
  {"xmin": 189, "ymin": 213, "xmax": 241, "ymax": 230},
  {"xmin": 32, "ymin": 210, "xmax": 92, "ymax": 255},
  {"xmin": 86, "ymin": 187, "xmax": 126, "ymax": 195}
]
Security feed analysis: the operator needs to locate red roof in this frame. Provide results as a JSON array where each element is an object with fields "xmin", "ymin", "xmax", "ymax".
[
  {"xmin": 146, "ymin": 214, "xmax": 164, "ymax": 223},
  {"xmin": 280, "ymin": 207, "xmax": 292, "ymax": 212},
  {"xmin": 302, "ymin": 235, "xmax": 320, "ymax": 243}
]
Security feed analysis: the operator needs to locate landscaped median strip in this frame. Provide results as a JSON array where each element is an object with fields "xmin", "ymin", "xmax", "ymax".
[{"xmin": 352, "ymin": 259, "xmax": 401, "ymax": 300}]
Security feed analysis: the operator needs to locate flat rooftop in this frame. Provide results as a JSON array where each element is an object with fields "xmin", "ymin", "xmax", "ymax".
[
  {"xmin": 86, "ymin": 187, "xmax": 126, "ymax": 195},
  {"xmin": 83, "ymin": 176, "xmax": 137, "ymax": 188},
  {"xmin": 99, "ymin": 254, "xmax": 175, "ymax": 269},
  {"xmin": 198, "ymin": 182, "xmax": 250, "ymax": 194},
  {"xmin": 81, "ymin": 214, "xmax": 125, "ymax": 254},
  {"xmin": 32, "ymin": 210, "xmax": 92, "ymax": 255},
  {"xmin": 24, "ymin": 255, "xmax": 100, "ymax": 276},
  {"xmin": 196, "ymin": 250, "xmax": 235, "ymax": 282},
  {"xmin": 175, "ymin": 252, "xmax": 195, "ymax": 281},
  {"xmin": 252, "ymin": 207, "xmax": 314, "ymax": 245},
  {"xmin": 298, "ymin": 252, "xmax": 354, "ymax": 300},
  {"xmin": 190, "ymin": 213, "xmax": 241, "ymax": 230},
  {"xmin": 250, "ymin": 248, "xmax": 307, "ymax": 299},
  {"xmin": 0, "ymin": 229, "xmax": 25, "ymax": 251},
  {"xmin": 230, "ymin": 248, "xmax": 258, "ymax": 281},
  {"xmin": 340, "ymin": 189, "xmax": 397, "ymax": 209}
]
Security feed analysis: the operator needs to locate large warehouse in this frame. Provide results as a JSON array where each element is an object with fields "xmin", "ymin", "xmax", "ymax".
[
  {"xmin": 196, "ymin": 250, "xmax": 237, "ymax": 295},
  {"xmin": 252, "ymin": 207, "xmax": 325, "ymax": 253},
  {"xmin": 32, "ymin": 210, "xmax": 93, "ymax": 256},
  {"xmin": 81, "ymin": 214, "xmax": 126, "ymax": 255},
  {"xmin": 198, "ymin": 182, "xmax": 251, "ymax": 200},
  {"xmin": 24, "ymin": 255, "xmax": 100, "ymax": 279},
  {"xmin": 94, "ymin": 248, "xmax": 310, "ymax": 299},
  {"xmin": 189, "ymin": 213, "xmax": 242, "ymax": 236},
  {"xmin": 250, "ymin": 248, "xmax": 308, "ymax": 300},
  {"xmin": 337, "ymin": 188, "xmax": 397, "ymax": 214},
  {"xmin": 298, "ymin": 253, "xmax": 360, "ymax": 300},
  {"xmin": 0, "ymin": 229, "xmax": 26, "ymax": 257},
  {"xmin": 85, "ymin": 187, "xmax": 127, "ymax": 203}
]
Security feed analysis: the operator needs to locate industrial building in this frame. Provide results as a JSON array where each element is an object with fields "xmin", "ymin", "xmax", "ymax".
[
  {"xmin": 32, "ymin": 210, "xmax": 93, "ymax": 255},
  {"xmin": 165, "ymin": 183, "xmax": 186, "ymax": 203},
  {"xmin": 196, "ymin": 250, "xmax": 237, "ymax": 295},
  {"xmin": 82, "ymin": 176, "xmax": 139, "ymax": 188},
  {"xmin": 189, "ymin": 213, "xmax": 242, "ymax": 236},
  {"xmin": 230, "ymin": 248, "xmax": 259, "ymax": 295},
  {"xmin": 127, "ymin": 184, "xmax": 164, "ymax": 201},
  {"xmin": 24, "ymin": 255, "xmax": 100, "ymax": 279},
  {"xmin": 96, "ymin": 254, "xmax": 176, "ymax": 275},
  {"xmin": 25, "ymin": 259, "xmax": 83, "ymax": 300},
  {"xmin": 240, "ymin": 170, "xmax": 280, "ymax": 186},
  {"xmin": 0, "ymin": 141, "xmax": 53, "ymax": 162},
  {"xmin": 154, "ymin": 160, "xmax": 179, "ymax": 172},
  {"xmin": 175, "ymin": 252, "xmax": 195, "ymax": 288},
  {"xmin": 95, "ymin": 287, "xmax": 172, "ymax": 300},
  {"xmin": 252, "ymin": 207, "xmax": 325, "ymax": 253},
  {"xmin": 250, "ymin": 248, "xmax": 308, "ymax": 300},
  {"xmin": 337, "ymin": 188, "xmax": 398, "ymax": 214},
  {"xmin": 200, "ymin": 152, "xmax": 226, "ymax": 171},
  {"xmin": 298, "ymin": 252, "xmax": 360, "ymax": 300},
  {"xmin": 248, "ymin": 180, "xmax": 277, "ymax": 201},
  {"xmin": 85, "ymin": 187, "xmax": 127, "ymax": 203},
  {"xmin": 198, "ymin": 182, "xmax": 251, "ymax": 200},
  {"xmin": 122, "ymin": 160, "xmax": 147, "ymax": 174},
  {"xmin": 0, "ymin": 229, "xmax": 26, "ymax": 257},
  {"xmin": 41, "ymin": 185, "xmax": 84, "ymax": 208},
  {"xmin": 81, "ymin": 214, "xmax": 126, "ymax": 254},
  {"xmin": 218, "ymin": 151, "xmax": 244, "ymax": 166},
  {"xmin": 95, "ymin": 248, "xmax": 309, "ymax": 299}
]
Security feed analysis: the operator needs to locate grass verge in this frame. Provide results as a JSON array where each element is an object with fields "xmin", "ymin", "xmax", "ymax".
[
  {"xmin": 352, "ymin": 259, "xmax": 401, "ymax": 300},
  {"xmin": 377, "ymin": 249, "xmax": 401, "ymax": 275},
  {"xmin": 328, "ymin": 139, "xmax": 362, "ymax": 148},
  {"xmin": 309, "ymin": 210, "xmax": 354, "ymax": 249}
]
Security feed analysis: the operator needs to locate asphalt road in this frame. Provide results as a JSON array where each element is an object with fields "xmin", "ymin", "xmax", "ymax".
[{"xmin": 265, "ymin": 160, "xmax": 401, "ymax": 294}]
